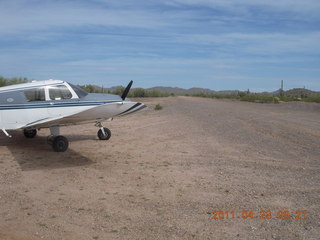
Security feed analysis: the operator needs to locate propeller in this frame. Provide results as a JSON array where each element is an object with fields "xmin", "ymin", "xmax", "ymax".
[{"xmin": 121, "ymin": 80, "xmax": 133, "ymax": 100}]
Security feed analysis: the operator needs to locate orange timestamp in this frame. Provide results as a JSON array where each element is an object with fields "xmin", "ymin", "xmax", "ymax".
[{"xmin": 211, "ymin": 210, "xmax": 307, "ymax": 220}]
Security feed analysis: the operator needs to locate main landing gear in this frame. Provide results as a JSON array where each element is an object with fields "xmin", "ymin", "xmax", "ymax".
[
  {"xmin": 23, "ymin": 123, "xmax": 112, "ymax": 152},
  {"xmin": 47, "ymin": 123, "xmax": 111, "ymax": 152},
  {"xmin": 50, "ymin": 135, "xmax": 69, "ymax": 152},
  {"xmin": 46, "ymin": 126, "xmax": 69, "ymax": 152},
  {"xmin": 47, "ymin": 134, "xmax": 69, "ymax": 152},
  {"xmin": 22, "ymin": 127, "xmax": 68, "ymax": 152},
  {"xmin": 23, "ymin": 129, "xmax": 37, "ymax": 138}
]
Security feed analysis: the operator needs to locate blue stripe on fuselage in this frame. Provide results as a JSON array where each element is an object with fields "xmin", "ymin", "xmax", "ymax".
[{"xmin": 0, "ymin": 100, "xmax": 119, "ymax": 110}]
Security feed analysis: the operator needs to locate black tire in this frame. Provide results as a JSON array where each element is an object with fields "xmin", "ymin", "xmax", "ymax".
[
  {"xmin": 23, "ymin": 129, "xmax": 37, "ymax": 138},
  {"xmin": 52, "ymin": 136, "xmax": 69, "ymax": 152},
  {"xmin": 97, "ymin": 128, "xmax": 111, "ymax": 140}
]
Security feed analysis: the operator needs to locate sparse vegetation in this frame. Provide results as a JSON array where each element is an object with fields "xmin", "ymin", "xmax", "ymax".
[
  {"xmin": 191, "ymin": 90, "xmax": 320, "ymax": 104},
  {"xmin": 154, "ymin": 104, "xmax": 163, "ymax": 110},
  {"xmin": 191, "ymin": 92, "xmax": 240, "ymax": 100},
  {"xmin": 239, "ymin": 93, "xmax": 320, "ymax": 103},
  {"xmin": 0, "ymin": 76, "xmax": 29, "ymax": 87},
  {"xmin": 303, "ymin": 96, "xmax": 320, "ymax": 103},
  {"xmin": 37, "ymin": 223, "xmax": 48, "ymax": 228},
  {"xmin": 129, "ymin": 88, "xmax": 171, "ymax": 97},
  {"xmin": 240, "ymin": 94, "xmax": 275, "ymax": 103},
  {"xmin": 78, "ymin": 85, "xmax": 171, "ymax": 97},
  {"xmin": 1, "ymin": 76, "xmax": 319, "ymax": 103}
]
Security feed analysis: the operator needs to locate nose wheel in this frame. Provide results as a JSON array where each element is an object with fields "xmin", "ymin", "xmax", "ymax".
[
  {"xmin": 97, "ymin": 127, "xmax": 111, "ymax": 140},
  {"xmin": 95, "ymin": 122, "xmax": 112, "ymax": 141}
]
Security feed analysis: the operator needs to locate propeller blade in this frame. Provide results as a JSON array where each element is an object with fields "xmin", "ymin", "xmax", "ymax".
[{"xmin": 121, "ymin": 80, "xmax": 133, "ymax": 100}]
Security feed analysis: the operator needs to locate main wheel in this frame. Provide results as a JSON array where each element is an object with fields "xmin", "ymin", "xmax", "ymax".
[
  {"xmin": 97, "ymin": 128, "xmax": 111, "ymax": 140},
  {"xmin": 23, "ymin": 129, "xmax": 37, "ymax": 138},
  {"xmin": 52, "ymin": 136, "xmax": 69, "ymax": 152}
]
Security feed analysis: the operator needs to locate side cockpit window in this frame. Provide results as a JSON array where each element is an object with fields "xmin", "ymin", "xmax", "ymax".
[
  {"xmin": 49, "ymin": 85, "xmax": 72, "ymax": 100},
  {"xmin": 24, "ymin": 87, "xmax": 46, "ymax": 101}
]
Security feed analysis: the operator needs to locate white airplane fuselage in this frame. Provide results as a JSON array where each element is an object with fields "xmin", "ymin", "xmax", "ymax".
[
  {"xmin": 0, "ymin": 80, "xmax": 144, "ymax": 130},
  {"xmin": 0, "ymin": 97, "xmax": 142, "ymax": 130},
  {"xmin": 0, "ymin": 80, "xmax": 146, "ymax": 151}
]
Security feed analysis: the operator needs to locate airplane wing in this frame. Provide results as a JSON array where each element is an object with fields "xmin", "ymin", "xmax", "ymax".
[
  {"xmin": 20, "ymin": 100, "xmax": 144, "ymax": 130},
  {"xmin": 22, "ymin": 114, "xmax": 75, "ymax": 129}
]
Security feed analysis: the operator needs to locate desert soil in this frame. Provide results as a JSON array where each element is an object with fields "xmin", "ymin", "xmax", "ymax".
[{"xmin": 0, "ymin": 96, "xmax": 319, "ymax": 240}]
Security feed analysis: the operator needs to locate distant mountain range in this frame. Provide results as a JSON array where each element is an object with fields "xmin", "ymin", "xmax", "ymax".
[
  {"xmin": 87, "ymin": 85, "xmax": 247, "ymax": 95},
  {"xmin": 85, "ymin": 84, "xmax": 320, "ymax": 97},
  {"xmin": 146, "ymin": 86, "xmax": 240, "ymax": 95},
  {"xmin": 282, "ymin": 88, "xmax": 320, "ymax": 97}
]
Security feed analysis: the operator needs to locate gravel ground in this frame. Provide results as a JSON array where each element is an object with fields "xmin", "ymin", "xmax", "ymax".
[{"xmin": 0, "ymin": 96, "xmax": 319, "ymax": 240}]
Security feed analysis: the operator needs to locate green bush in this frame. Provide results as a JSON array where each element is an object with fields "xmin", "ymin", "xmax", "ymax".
[
  {"xmin": 303, "ymin": 96, "xmax": 320, "ymax": 103},
  {"xmin": 191, "ymin": 93, "xmax": 240, "ymax": 99},
  {"xmin": 273, "ymin": 97, "xmax": 280, "ymax": 104},
  {"xmin": 154, "ymin": 104, "xmax": 163, "ymax": 110},
  {"xmin": 130, "ymin": 88, "xmax": 146, "ymax": 97},
  {"xmin": 279, "ymin": 96, "xmax": 296, "ymax": 102},
  {"xmin": 0, "ymin": 76, "xmax": 28, "ymax": 87},
  {"xmin": 240, "ymin": 94, "xmax": 274, "ymax": 103}
]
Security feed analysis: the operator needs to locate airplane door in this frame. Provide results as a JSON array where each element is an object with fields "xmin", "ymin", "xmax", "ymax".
[{"xmin": 47, "ymin": 85, "xmax": 79, "ymax": 118}]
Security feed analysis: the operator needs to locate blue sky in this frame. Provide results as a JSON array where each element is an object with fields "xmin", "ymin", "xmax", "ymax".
[{"xmin": 0, "ymin": 0, "xmax": 319, "ymax": 91}]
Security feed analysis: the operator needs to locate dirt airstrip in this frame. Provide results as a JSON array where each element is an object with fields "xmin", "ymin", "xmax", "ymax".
[{"xmin": 0, "ymin": 96, "xmax": 319, "ymax": 240}]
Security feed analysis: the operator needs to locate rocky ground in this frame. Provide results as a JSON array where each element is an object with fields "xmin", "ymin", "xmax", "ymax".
[{"xmin": 0, "ymin": 96, "xmax": 319, "ymax": 239}]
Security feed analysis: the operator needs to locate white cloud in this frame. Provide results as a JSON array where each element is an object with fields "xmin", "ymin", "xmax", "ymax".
[
  {"xmin": 169, "ymin": 0, "xmax": 320, "ymax": 15},
  {"xmin": 0, "ymin": 0, "xmax": 319, "ymax": 90},
  {"xmin": 0, "ymin": 0, "xmax": 168, "ymax": 37},
  {"xmin": 171, "ymin": 31, "xmax": 320, "ymax": 56}
]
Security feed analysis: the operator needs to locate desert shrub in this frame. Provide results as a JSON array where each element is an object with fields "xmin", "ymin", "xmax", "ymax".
[
  {"xmin": 79, "ymin": 84, "xmax": 95, "ymax": 93},
  {"xmin": 191, "ymin": 93, "xmax": 240, "ymax": 99},
  {"xmin": 147, "ymin": 90, "xmax": 171, "ymax": 97},
  {"xmin": 131, "ymin": 88, "xmax": 147, "ymax": 97},
  {"xmin": 279, "ymin": 96, "xmax": 296, "ymax": 102},
  {"xmin": 303, "ymin": 96, "xmax": 320, "ymax": 103},
  {"xmin": 146, "ymin": 90, "xmax": 161, "ymax": 97},
  {"xmin": 240, "ymin": 94, "xmax": 274, "ymax": 103},
  {"xmin": 273, "ymin": 97, "xmax": 280, "ymax": 104},
  {"xmin": 154, "ymin": 104, "xmax": 163, "ymax": 110},
  {"xmin": 238, "ymin": 91, "xmax": 247, "ymax": 98},
  {"xmin": 112, "ymin": 86, "xmax": 125, "ymax": 96},
  {"xmin": 0, "ymin": 76, "xmax": 28, "ymax": 87}
]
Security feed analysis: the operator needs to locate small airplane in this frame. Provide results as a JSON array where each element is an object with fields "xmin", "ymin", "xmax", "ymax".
[{"xmin": 0, "ymin": 79, "xmax": 146, "ymax": 152}]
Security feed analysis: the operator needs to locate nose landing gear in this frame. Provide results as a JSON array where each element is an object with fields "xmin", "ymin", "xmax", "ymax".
[
  {"xmin": 95, "ymin": 122, "xmax": 111, "ymax": 140},
  {"xmin": 97, "ymin": 127, "xmax": 111, "ymax": 140}
]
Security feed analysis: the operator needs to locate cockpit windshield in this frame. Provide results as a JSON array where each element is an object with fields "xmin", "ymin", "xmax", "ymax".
[{"xmin": 69, "ymin": 83, "xmax": 88, "ymax": 98}]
